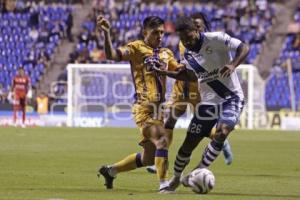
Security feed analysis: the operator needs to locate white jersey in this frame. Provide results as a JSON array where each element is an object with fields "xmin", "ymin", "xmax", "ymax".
[{"xmin": 183, "ymin": 32, "xmax": 244, "ymax": 104}]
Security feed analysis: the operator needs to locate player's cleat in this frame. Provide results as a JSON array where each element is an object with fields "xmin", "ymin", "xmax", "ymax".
[
  {"xmin": 98, "ymin": 166, "xmax": 115, "ymax": 189},
  {"xmin": 222, "ymin": 140, "xmax": 233, "ymax": 165},
  {"xmin": 180, "ymin": 173, "xmax": 192, "ymax": 188},
  {"xmin": 146, "ymin": 165, "xmax": 157, "ymax": 174},
  {"xmin": 159, "ymin": 186, "xmax": 175, "ymax": 194},
  {"xmin": 168, "ymin": 176, "xmax": 181, "ymax": 191}
]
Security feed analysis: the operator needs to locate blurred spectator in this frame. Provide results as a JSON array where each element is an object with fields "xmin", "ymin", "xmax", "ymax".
[
  {"xmin": 75, "ymin": 48, "xmax": 92, "ymax": 63},
  {"xmin": 224, "ymin": 15, "xmax": 238, "ymax": 36},
  {"xmin": 66, "ymin": 10, "xmax": 74, "ymax": 42},
  {"xmin": 52, "ymin": 83, "xmax": 67, "ymax": 103},
  {"xmin": 57, "ymin": 70, "xmax": 67, "ymax": 82},
  {"xmin": 254, "ymin": 25, "xmax": 266, "ymax": 43},
  {"xmin": 69, "ymin": 51, "xmax": 79, "ymax": 63},
  {"xmin": 29, "ymin": 7, "xmax": 39, "ymax": 28},
  {"xmin": 240, "ymin": 11, "xmax": 250, "ymax": 27},
  {"xmin": 249, "ymin": 10, "xmax": 259, "ymax": 28},
  {"xmin": 37, "ymin": 26, "xmax": 50, "ymax": 43},
  {"xmin": 271, "ymin": 60, "xmax": 284, "ymax": 77},
  {"xmin": 0, "ymin": 83, "xmax": 7, "ymax": 103},
  {"xmin": 163, "ymin": 32, "xmax": 180, "ymax": 60},
  {"xmin": 293, "ymin": 33, "xmax": 300, "ymax": 49},
  {"xmin": 90, "ymin": 47, "xmax": 105, "ymax": 63},
  {"xmin": 29, "ymin": 28, "xmax": 39, "ymax": 42},
  {"xmin": 78, "ymin": 28, "xmax": 90, "ymax": 44},
  {"xmin": 3, "ymin": 0, "xmax": 16, "ymax": 12},
  {"xmin": 93, "ymin": 0, "xmax": 105, "ymax": 13},
  {"xmin": 49, "ymin": 20, "xmax": 64, "ymax": 39},
  {"xmin": 256, "ymin": 0, "xmax": 268, "ymax": 11},
  {"xmin": 23, "ymin": 49, "xmax": 37, "ymax": 66}
]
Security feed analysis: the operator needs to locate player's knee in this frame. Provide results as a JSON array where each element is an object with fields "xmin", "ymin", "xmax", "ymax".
[
  {"xmin": 214, "ymin": 128, "xmax": 230, "ymax": 142},
  {"xmin": 214, "ymin": 124, "xmax": 233, "ymax": 142}
]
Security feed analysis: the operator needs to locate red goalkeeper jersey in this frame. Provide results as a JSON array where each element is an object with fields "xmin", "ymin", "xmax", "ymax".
[{"xmin": 13, "ymin": 75, "xmax": 30, "ymax": 98}]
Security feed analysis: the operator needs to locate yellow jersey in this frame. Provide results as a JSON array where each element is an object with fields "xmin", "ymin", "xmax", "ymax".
[
  {"xmin": 36, "ymin": 96, "xmax": 48, "ymax": 114},
  {"xmin": 117, "ymin": 40, "xmax": 178, "ymax": 103},
  {"xmin": 170, "ymin": 41, "xmax": 200, "ymax": 105}
]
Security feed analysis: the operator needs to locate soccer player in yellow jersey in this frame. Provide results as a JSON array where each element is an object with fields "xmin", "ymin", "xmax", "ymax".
[{"xmin": 96, "ymin": 15, "xmax": 180, "ymax": 193}]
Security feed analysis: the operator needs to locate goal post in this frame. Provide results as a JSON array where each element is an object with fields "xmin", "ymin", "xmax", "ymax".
[
  {"xmin": 67, "ymin": 64, "xmax": 266, "ymax": 129},
  {"xmin": 67, "ymin": 64, "xmax": 134, "ymax": 127},
  {"xmin": 237, "ymin": 64, "xmax": 266, "ymax": 129}
]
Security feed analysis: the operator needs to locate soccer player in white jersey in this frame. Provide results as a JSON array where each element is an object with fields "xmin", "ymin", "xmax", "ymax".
[
  {"xmin": 153, "ymin": 16, "xmax": 249, "ymax": 191},
  {"xmin": 145, "ymin": 12, "xmax": 234, "ymax": 175}
]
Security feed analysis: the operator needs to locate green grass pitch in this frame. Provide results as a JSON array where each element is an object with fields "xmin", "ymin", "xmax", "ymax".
[{"xmin": 0, "ymin": 127, "xmax": 300, "ymax": 200}]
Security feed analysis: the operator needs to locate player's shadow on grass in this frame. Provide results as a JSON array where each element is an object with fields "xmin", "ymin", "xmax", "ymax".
[{"xmin": 102, "ymin": 188, "xmax": 158, "ymax": 194}]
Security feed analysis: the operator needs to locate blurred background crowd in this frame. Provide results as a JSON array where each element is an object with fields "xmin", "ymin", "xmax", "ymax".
[{"xmin": 0, "ymin": 0, "xmax": 299, "ymax": 114}]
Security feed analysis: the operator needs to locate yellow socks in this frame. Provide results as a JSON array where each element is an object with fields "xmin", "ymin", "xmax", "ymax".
[
  {"xmin": 112, "ymin": 153, "xmax": 143, "ymax": 174},
  {"xmin": 154, "ymin": 149, "xmax": 168, "ymax": 181}
]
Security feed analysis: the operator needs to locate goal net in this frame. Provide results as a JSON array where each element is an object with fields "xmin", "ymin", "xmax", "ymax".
[{"xmin": 67, "ymin": 64, "xmax": 266, "ymax": 129}]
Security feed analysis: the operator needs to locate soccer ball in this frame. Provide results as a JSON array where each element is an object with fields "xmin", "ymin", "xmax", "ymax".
[{"xmin": 188, "ymin": 168, "xmax": 215, "ymax": 194}]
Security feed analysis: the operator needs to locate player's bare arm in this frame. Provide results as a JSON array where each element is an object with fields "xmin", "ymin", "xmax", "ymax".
[
  {"xmin": 153, "ymin": 65, "xmax": 197, "ymax": 81},
  {"xmin": 96, "ymin": 15, "xmax": 121, "ymax": 61},
  {"xmin": 220, "ymin": 43, "xmax": 249, "ymax": 78}
]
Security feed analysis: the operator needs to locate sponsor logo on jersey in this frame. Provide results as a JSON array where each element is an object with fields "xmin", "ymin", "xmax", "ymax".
[{"xmin": 197, "ymin": 68, "xmax": 219, "ymax": 83}]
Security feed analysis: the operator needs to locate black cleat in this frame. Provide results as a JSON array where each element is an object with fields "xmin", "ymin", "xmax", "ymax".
[
  {"xmin": 98, "ymin": 166, "xmax": 115, "ymax": 189},
  {"xmin": 146, "ymin": 165, "xmax": 157, "ymax": 174}
]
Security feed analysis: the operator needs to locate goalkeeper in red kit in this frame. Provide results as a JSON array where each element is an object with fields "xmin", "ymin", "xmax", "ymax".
[{"xmin": 11, "ymin": 68, "xmax": 31, "ymax": 127}]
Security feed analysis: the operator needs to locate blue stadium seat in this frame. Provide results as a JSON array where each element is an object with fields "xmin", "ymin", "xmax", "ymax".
[{"xmin": 0, "ymin": 5, "xmax": 71, "ymax": 91}]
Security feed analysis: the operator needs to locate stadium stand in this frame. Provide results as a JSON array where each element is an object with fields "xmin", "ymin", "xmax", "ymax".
[
  {"xmin": 67, "ymin": 0, "xmax": 277, "ymax": 107},
  {"xmin": 0, "ymin": 0, "xmax": 300, "ymax": 113},
  {"xmin": 0, "ymin": 1, "xmax": 71, "ymax": 97},
  {"xmin": 265, "ymin": 6, "xmax": 300, "ymax": 110},
  {"xmin": 71, "ymin": 1, "xmax": 276, "ymax": 63}
]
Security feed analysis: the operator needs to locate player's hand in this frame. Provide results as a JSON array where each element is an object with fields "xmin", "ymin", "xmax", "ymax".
[
  {"xmin": 144, "ymin": 56, "xmax": 165, "ymax": 72},
  {"xmin": 175, "ymin": 64, "xmax": 186, "ymax": 72},
  {"xmin": 96, "ymin": 15, "xmax": 111, "ymax": 33},
  {"xmin": 220, "ymin": 64, "xmax": 235, "ymax": 78},
  {"xmin": 152, "ymin": 65, "xmax": 167, "ymax": 75}
]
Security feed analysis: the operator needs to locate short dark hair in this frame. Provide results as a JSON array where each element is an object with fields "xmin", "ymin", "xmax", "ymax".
[
  {"xmin": 143, "ymin": 16, "xmax": 164, "ymax": 29},
  {"xmin": 190, "ymin": 12, "xmax": 211, "ymax": 31},
  {"xmin": 175, "ymin": 16, "xmax": 197, "ymax": 32}
]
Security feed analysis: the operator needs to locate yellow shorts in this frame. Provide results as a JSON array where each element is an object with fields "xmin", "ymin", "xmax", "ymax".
[{"xmin": 132, "ymin": 102, "xmax": 164, "ymax": 145}]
